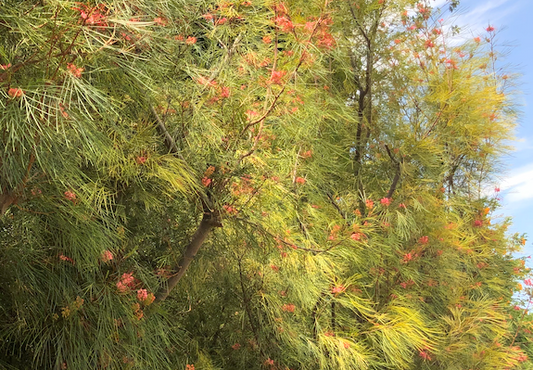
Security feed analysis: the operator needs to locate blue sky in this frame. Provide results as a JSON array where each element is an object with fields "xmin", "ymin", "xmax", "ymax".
[{"xmin": 433, "ymin": 0, "xmax": 533, "ymax": 257}]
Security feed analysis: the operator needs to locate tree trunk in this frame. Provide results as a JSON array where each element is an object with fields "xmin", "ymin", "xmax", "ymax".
[
  {"xmin": 0, "ymin": 191, "xmax": 16, "ymax": 216},
  {"xmin": 155, "ymin": 211, "xmax": 221, "ymax": 302}
]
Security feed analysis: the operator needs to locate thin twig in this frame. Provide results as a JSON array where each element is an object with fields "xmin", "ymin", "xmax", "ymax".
[{"xmin": 151, "ymin": 105, "xmax": 182, "ymax": 158}]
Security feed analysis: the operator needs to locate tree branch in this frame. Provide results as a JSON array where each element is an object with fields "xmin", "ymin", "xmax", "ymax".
[
  {"xmin": 0, "ymin": 191, "xmax": 16, "ymax": 216},
  {"xmin": 155, "ymin": 210, "xmax": 221, "ymax": 302},
  {"xmin": 384, "ymin": 144, "xmax": 402, "ymax": 199},
  {"xmin": 151, "ymin": 105, "xmax": 181, "ymax": 156}
]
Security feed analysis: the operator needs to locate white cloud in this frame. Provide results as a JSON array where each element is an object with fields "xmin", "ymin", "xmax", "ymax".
[
  {"xmin": 507, "ymin": 183, "xmax": 533, "ymax": 203},
  {"xmin": 431, "ymin": 0, "xmax": 450, "ymax": 8},
  {"xmin": 498, "ymin": 163, "xmax": 533, "ymax": 203},
  {"xmin": 429, "ymin": 0, "xmax": 522, "ymax": 46},
  {"xmin": 451, "ymin": 0, "xmax": 518, "ymax": 34}
]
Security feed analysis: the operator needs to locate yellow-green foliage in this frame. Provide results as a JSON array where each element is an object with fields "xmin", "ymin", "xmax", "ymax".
[{"xmin": 0, "ymin": 0, "xmax": 531, "ymax": 370}]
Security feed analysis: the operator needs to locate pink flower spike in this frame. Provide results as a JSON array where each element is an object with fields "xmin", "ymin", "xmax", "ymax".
[
  {"xmin": 153, "ymin": 17, "xmax": 167, "ymax": 26},
  {"xmin": 486, "ymin": 25, "xmax": 495, "ymax": 32},
  {"xmin": 59, "ymin": 254, "xmax": 75, "ymax": 264},
  {"xmin": 380, "ymin": 197, "xmax": 391, "ymax": 206},
  {"xmin": 331, "ymin": 285, "xmax": 346, "ymax": 295},
  {"xmin": 101, "ymin": 250, "xmax": 113, "ymax": 262},
  {"xmin": 220, "ymin": 86, "xmax": 230, "ymax": 99},
  {"xmin": 281, "ymin": 303, "xmax": 295, "ymax": 312},
  {"xmin": 64, "ymin": 191, "xmax": 76, "ymax": 202},
  {"xmin": 402, "ymin": 252, "xmax": 413, "ymax": 263},
  {"xmin": 8, "ymin": 88, "xmax": 24, "ymax": 98},
  {"xmin": 67, "ymin": 63, "xmax": 84, "ymax": 78},
  {"xmin": 137, "ymin": 289, "xmax": 148, "ymax": 301},
  {"xmin": 269, "ymin": 70, "xmax": 286, "ymax": 85},
  {"xmin": 116, "ymin": 281, "xmax": 128, "ymax": 293},
  {"xmin": 120, "ymin": 272, "xmax": 134, "ymax": 286}
]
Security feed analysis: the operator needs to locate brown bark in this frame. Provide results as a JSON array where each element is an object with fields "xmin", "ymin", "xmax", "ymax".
[
  {"xmin": 384, "ymin": 144, "xmax": 402, "ymax": 199},
  {"xmin": 151, "ymin": 105, "xmax": 181, "ymax": 155},
  {"xmin": 155, "ymin": 211, "xmax": 221, "ymax": 302},
  {"xmin": 0, "ymin": 191, "xmax": 16, "ymax": 216}
]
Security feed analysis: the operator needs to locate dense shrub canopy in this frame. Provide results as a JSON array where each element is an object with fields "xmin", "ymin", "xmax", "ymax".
[{"xmin": 0, "ymin": 0, "xmax": 532, "ymax": 369}]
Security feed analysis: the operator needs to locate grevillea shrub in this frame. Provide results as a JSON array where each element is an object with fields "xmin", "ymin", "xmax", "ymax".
[{"xmin": 0, "ymin": 1, "xmax": 531, "ymax": 369}]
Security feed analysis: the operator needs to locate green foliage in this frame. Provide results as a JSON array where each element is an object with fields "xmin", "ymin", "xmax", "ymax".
[{"xmin": 0, "ymin": 0, "xmax": 531, "ymax": 369}]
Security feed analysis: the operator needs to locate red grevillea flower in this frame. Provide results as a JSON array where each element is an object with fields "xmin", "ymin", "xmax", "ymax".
[
  {"xmin": 121, "ymin": 272, "xmax": 134, "ymax": 285},
  {"xmin": 145, "ymin": 293, "xmax": 155, "ymax": 305},
  {"xmin": 67, "ymin": 63, "xmax": 84, "ymax": 78},
  {"xmin": 59, "ymin": 254, "xmax": 75, "ymax": 264},
  {"xmin": 153, "ymin": 17, "xmax": 167, "ymax": 26},
  {"xmin": 64, "ymin": 191, "xmax": 76, "ymax": 201},
  {"xmin": 8, "ymin": 88, "xmax": 24, "ymax": 98},
  {"xmin": 117, "ymin": 272, "xmax": 135, "ymax": 293},
  {"xmin": 269, "ymin": 70, "xmax": 287, "ymax": 85},
  {"xmin": 402, "ymin": 252, "xmax": 413, "ymax": 263},
  {"xmin": 264, "ymin": 358, "xmax": 274, "ymax": 366},
  {"xmin": 101, "ymin": 250, "xmax": 113, "ymax": 262},
  {"xmin": 116, "ymin": 281, "xmax": 128, "ymax": 293},
  {"xmin": 419, "ymin": 350, "xmax": 432, "ymax": 361},
  {"xmin": 216, "ymin": 17, "xmax": 228, "ymax": 25},
  {"xmin": 275, "ymin": 16, "xmax": 294, "ymax": 32},
  {"xmin": 380, "ymin": 197, "xmax": 391, "ymax": 206},
  {"xmin": 137, "ymin": 289, "xmax": 148, "ymax": 301},
  {"xmin": 281, "ymin": 304, "xmax": 295, "ymax": 312},
  {"xmin": 219, "ymin": 86, "xmax": 230, "ymax": 99}
]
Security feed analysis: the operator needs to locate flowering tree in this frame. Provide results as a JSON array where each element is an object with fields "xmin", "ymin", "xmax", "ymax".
[{"xmin": 0, "ymin": 0, "xmax": 531, "ymax": 369}]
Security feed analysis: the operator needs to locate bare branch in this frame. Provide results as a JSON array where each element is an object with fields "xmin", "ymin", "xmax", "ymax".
[
  {"xmin": 155, "ymin": 210, "xmax": 221, "ymax": 302},
  {"xmin": 151, "ymin": 105, "xmax": 182, "ymax": 157}
]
